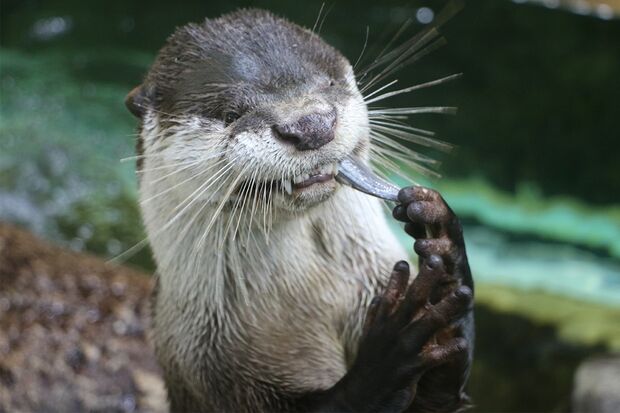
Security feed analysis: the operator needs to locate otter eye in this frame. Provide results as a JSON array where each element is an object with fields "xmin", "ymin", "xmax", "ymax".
[{"xmin": 224, "ymin": 111, "xmax": 240, "ymax": 125}]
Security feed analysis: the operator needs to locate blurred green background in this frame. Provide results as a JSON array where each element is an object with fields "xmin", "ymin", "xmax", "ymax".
[{"xmin": 1, "ymin": 0, "xmax": 619, "ymax": 411}]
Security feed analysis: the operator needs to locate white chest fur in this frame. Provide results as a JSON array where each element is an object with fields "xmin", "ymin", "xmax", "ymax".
[{"xmin": 142, "ymin": 182, "xmax": 406, "ymax": 408}]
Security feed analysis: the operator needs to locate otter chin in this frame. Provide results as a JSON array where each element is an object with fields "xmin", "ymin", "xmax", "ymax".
[
  {"xmin": 288, "ymin": 172, "xmax": 338, "ymax": 207},
  {"xmin": 126, "ymin": 8, "xmax": 474, "ymax": 413}
]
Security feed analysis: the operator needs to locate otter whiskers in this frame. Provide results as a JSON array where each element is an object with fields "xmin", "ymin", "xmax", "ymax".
[
  {"xmin": 139, "ymin": 157, "xmax": 227, "ymax": 206},
  {"xmin": 155, "ymin": 161, "xmax": 246, "ymax": 272},
  {"xmin": 147, "ymin": 160, "xmax": 208, "ymax": 185},
  {"xmin": 109, "ymin": 152, "xmax": 237, "ymax": 266},
  {"xmin": 364, "ymin": 74, "xmax": 461, "ymax": 105}
]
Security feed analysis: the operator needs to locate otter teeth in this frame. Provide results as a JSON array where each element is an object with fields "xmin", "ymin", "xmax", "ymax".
[
  {"xmin": 292, "ymin": 174, "xmax": 310, "ymax": 184},
  {"xmin": 285, "ymin": 163, "xmax": 339, "ymax": 193},
  {"xmin": 283, "ymin": 180, "xmax": 293, "ymax": 195}
]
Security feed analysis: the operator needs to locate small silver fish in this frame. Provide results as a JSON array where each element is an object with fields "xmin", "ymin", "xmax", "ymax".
[{"xmin": 336, "ymin": 156, "xmax": 401, "ymax": 202}]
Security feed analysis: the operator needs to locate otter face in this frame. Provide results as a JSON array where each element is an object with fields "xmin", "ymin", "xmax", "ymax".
[
  {"xmin": 128, "ymin": 9, "xmax": 369, "ymax": 228},
  {"xmin": 129, "ymin": 8, "xmax": 452, "ymax": 241}
]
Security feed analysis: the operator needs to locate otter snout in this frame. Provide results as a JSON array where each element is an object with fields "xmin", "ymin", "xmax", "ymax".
[{"xmin": 273, "ymin": 108, "xmax": 336, "ymax": 151}]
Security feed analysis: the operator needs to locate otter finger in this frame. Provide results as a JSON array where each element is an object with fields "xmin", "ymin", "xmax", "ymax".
[
  {"xmin": 412, "ymin": 255, "xmax": 448, "ymax": 309},
  {"xmin": 392, "ymin": 204, "xmax": 410, "ymax": 223},
  {"xmin": 384, "ymin": 260, "xmax": 411, "ymax": 305},
  {"xmin": 398, "ymin": 186, "xmax": 439, "ymax": 204},
  {"xmin": 430, "ymin": 285, "xmax": 474, "ymax": 326},
  {"xmin": 362, "ymin": 296, "xmax": 382, "ymax": 338},
  {"xmin": 398, "ymin": 287, "xmax": 471, "ymax": 354},
  {"xmin": 406, "ymin": 201, "xmax": 450, "ymax": 227},
  {"xmin": 404, "ymin": 222, "xmax": 427, "ymax": 239},
  {"xmin": 395, "ymin": 255, "xmax": 445, "ymax": 325},
  {"xmin": 414, "ymin": 238, "xmax": 460, "ymax": 276},
  {"xmin": 414, "ymin": 238, "xmax": 453, "ymax": 259},
  {"xmin": 420, "ymin": 337, "xmax": 469, "ymax": 369},
  {"xmin": 368, "ymin": 261, "xmax": 411, "ymax": 330}
]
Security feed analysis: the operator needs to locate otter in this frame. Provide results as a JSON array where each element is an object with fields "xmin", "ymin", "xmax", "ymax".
[{"xmin": 125, "ymin": 9, "xmax": 474, "ymax": 412}]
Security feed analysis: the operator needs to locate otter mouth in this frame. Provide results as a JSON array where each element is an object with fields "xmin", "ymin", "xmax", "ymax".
[
  {"xmin": 234, "ymin": 156, "xmax": 400, "ymax": 202},
  {"xmin": 283, "ymin": 163, "xmax": 339, "ymax": 194},
  {"xmin": 234, "ymin": 163, "xmax": 339, "ymax": 199}
]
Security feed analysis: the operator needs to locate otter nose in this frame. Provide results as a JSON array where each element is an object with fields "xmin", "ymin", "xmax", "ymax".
[{"xmin": 274, "ymin": 109, "xmax": 336, "ymax": 151}]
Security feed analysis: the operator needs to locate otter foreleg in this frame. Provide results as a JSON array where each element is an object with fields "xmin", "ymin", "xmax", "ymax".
[
  {"xmin": 298, "ymin": 186, "xmax": 474, "ymax": 413},
  {"xmin": 298, "ymin": 261, "xmax": 472, "ymax": 412},
  {"xmin": 393, "ymin": 186, "xmax": 475, "ymax": 413}
]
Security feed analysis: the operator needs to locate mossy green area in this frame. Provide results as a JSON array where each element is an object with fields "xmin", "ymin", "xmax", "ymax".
[
  {"xmin": 436, "ymin": 178, "xmax": 620, "ymax": 260},
  {"xmin": 468, "ymin": 282, "xmax": 619, "ymax": 412},
  {"xmin": 0, "ymin": 49, "xmax": 156, "ymax": 269},
  {"xmin": 476, "ymin": 282, "xmax": 620, "ymax": 351}
]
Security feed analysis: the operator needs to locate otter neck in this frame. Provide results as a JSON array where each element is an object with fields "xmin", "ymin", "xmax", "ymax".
[{"xmin": 144, "ymin": 187, "xmax": 399, "ymax": 316}]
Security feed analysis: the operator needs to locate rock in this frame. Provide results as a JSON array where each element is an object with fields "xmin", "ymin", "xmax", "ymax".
[
  {"xmin": 0, "ymin": 223, "xmax": 167, "ymax": 412},
  {"xmin": 572, "ymin": 355, "xmax": 620, "ymax": 413}
]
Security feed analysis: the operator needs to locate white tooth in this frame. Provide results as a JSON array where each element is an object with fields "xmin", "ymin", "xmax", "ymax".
[
  {"xmin": 332, "ymin": 163, "xmax": 339, "ymax": 175},
  {"xmin": 283, "ymin": 180, "xmax": 292, "ymax": 195},
  {"xmin": 293, "ymin": 175, "xmax": 302, "ymax": 184},
  {"xmin": 302, "ymin": 174, "xmax": 310, "ymax": 181}
]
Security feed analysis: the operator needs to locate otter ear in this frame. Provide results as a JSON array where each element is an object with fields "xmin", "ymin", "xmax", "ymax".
[{"xmin": 125, "ymin": 85, "xmax": 150, "ymax": 118}]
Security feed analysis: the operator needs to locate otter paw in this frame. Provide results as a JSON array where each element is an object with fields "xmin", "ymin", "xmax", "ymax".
[
  {"xmin": 342, "ymin": 258, "xmax": 472, "ymax": 412},
  {"xmin": 392, "ymin": 186, "xmax": 472, "ymax": 289}
]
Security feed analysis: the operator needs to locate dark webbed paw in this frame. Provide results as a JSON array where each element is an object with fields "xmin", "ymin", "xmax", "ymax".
[
  {"xmin": 393, "ymin": 186, "xmax": 474, "ymax": 412},
  {"xmin": 393, "ymin": 186, "xmax": 472, "ymax": 290},
  {"xmin": 336, "ymin": 259, "xmax": 472, "ymax": 412}
]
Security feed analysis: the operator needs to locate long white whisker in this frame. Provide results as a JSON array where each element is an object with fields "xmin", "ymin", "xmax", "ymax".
[
  {"xmin": 246, "ymin": 169, "xmax": 262, "ymax": 245},
  {"xmin": 107, "ymin": 239, "xmax": 149, "ymax": 264},
  {"xmin": 230, "ymin": 168, "xmax": 257, "ymax": 240},
  {"xmin": 261, "ymin": 176, "xmax": 269, "ymax": 234},
  {"xmin": 311, "ymin": 2, "xmax": 325, "ymax": 34},
  {"xmin": 368, "ymin": 119, "xmax": 435, "ymax": 137},
  {"xmin": 139, "ymin": 158, "xmax": 227, "ymax": 205},
  {"xmin": 369, "ymin": 123, "xmax": 452, "ymax": 151},
  {"xmin": 146, "ymin": 160, "xmax": 209, "ymax": 185},
  {"xmin": 357, "ymin": 19, "xmax": 413, "ymax": 79},
  {"xmin": 225, "ymin": 185, "xmax": 244, "ymax": 240},
  {"xmin": 107, "ymin": 162, "xmax": 231, "ymax": 265},
  {"xmin": 364, "ymin": 73, "xmax": 462, "ymax": 105},
  {"xmin": 371, "ymin": 144, "xmax": 441, "ymax": 178},
  {"xmin": 161, "ymin": 164, "xmax": 241, "ymax": 272},
  {"xmin": 370, "ymin": 148, "xmax": 421, "ymax": 183},
  {"xmin": 360, "ymin": 28, "xmax": 440, "ymax": 93},
  {"xmin": 235, "ymin": 168, "xmax": 260, "ymax": 240},
  {"xmin": 198, "ymin": 166, "xmax": 249, "ymax": 249},
  {"xmin": 352, "ymin": 26, "xmax": 370, "ymax": 71},
  {"xmin": 362, "ymin": 79, "xmax": 399, "ymax": 102},
  {"xmin": 144, "ymin": 161, "xmax": 240, "ymax": 266},
  {"xmin": 365, "ymin": 36, "xmax": 448, "ymax": 93},
  {"xmin": 368, "ymin": 106, "xmax": 457, "ymax": 116},
  {"xmin": 162, "ymin": 160, "xmax": 239, "ymax": 227},
  {"xmin": 316, "ymin": 3, "xmax": 334, "ymax": 35},
  {"xmin": 121, "ymin": 154, "xmax": 156, "ymax": 162},
  {"xmin": 371, "ymin": 131, "xmax": 438, "ymax": 165},
  {"xmin": 135, "ymin": 159, "xmax": 202, "ymax": 174}
]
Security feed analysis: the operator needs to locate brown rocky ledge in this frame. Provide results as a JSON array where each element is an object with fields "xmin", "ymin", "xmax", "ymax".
[{"xmin": 0, "ymin": 223, "xmax": 167, "ymax": 412}]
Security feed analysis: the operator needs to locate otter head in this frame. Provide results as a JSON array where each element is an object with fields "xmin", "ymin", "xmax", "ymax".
[{"xmin": 127, "ymin": 9, "xmax": 369, "ymax": 235}]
